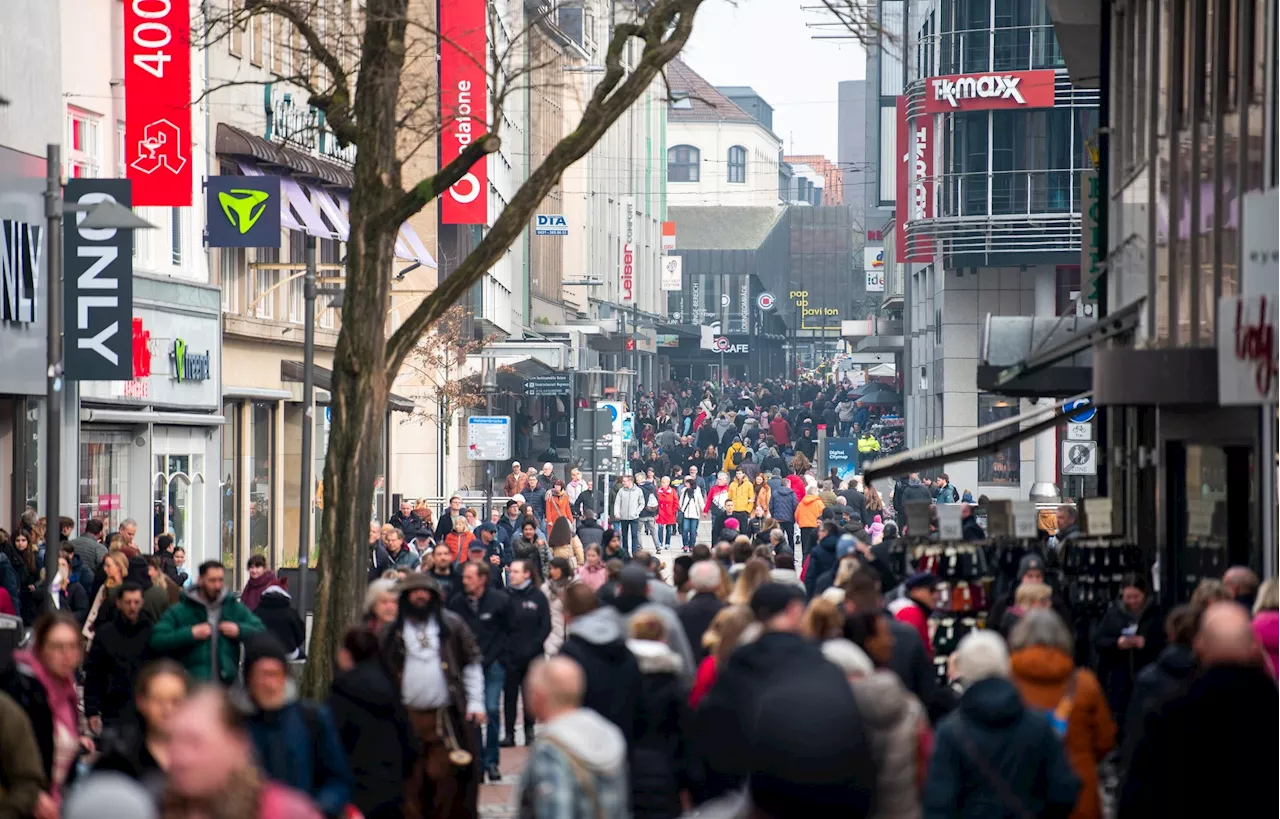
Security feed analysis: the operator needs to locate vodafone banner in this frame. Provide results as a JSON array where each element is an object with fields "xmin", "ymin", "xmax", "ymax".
[
  {"xmin": 896, "ymin": 98, "xmax": 933, "ymax": 263},
  {"xmin": 923, "ymin": 69, "xmax": 1056, "ymax": 114},
  {"xmin": 440, "ymin": 0, "xmax": 488, "ymax": 225},
  {"xmin": 124, "ymin": 0, "xmax": 192, "ymax": 206}
]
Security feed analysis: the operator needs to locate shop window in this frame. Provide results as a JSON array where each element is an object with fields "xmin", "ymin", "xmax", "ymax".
[
  {"xmin": 79, "ymin": 429, "xmax": 133, "ymax": 533},
  {"xmin": 152, "ymin": 451, "xmax": 205, "ymax": 557},
  {"xmin": 667, "ymin": 145, "xmax": 700, "ymax": 182},
  {"xmin": 977, "ymin": 395, "xmax": 1021, "ymax": 485},
  {"xmin": 727, "ymin": 145, "xmax": 747, "ymax": 183},
  {"xmin": 249, "ymin": 402, "xmax": 275, "ymax": 564},
  {"xmin": 221, "ymin": 401, "xmax": 239, "ymax": 585}
]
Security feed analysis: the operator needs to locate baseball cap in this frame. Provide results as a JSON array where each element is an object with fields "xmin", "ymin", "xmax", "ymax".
[{"xmin": 477, "ymin": 522, "xmax": 497, "ymax": 534}]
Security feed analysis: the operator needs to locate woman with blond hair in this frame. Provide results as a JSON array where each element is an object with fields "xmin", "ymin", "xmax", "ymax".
[
  {"xmin": 83, "ymin": 550, "xmax": 130, "ymax": 643},
  {"xmin": 727, "ymin": 558, "xmax": 772, "ymax": 606},
  {"xmin": 802, "ymin": 596, "xmax": 845, "ymax": 641},
  {"xmin": 689, "ymin": 605, "xmax": 757, "ymax": 708}
]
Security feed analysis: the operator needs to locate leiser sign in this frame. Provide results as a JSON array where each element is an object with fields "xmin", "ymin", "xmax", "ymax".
[
  {"xmin": 923, "ymin": 70, "xmax": 1057, "ymax": 114},
  {"xmin": 440, "ymin": 0, "xmax": 488, "ymax": 224}
]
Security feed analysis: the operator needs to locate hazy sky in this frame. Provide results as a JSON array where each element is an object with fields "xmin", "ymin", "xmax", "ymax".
[{"xmin": 682, "ymin": 0, "xmax": 867, "ymax": 160}]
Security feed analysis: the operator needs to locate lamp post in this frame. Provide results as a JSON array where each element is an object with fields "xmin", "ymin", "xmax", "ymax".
[
  {"xmin": 43, "ymin": 144, "xmax": 156, "ymax": 554},
  {"xmin": 589, "ymin": 388, "xmax": 602, "ymax": 505},
  {"xmin": 482, "ymin": 357, "xmax": 499, "ymax": 520}
]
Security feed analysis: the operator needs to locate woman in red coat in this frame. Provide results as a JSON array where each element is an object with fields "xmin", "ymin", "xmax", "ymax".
[{"xmin": 655, "ymin": 475, "xmax": 679, "ymax": 551}]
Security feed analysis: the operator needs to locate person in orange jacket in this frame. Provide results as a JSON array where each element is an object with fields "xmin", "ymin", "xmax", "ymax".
[
  {"xmin": 795, "ymin": 484, "xmax": 826, "ymax": 559},
  {"xmin": 544, "ymin": 479, "xmax": 575, "ymax": 528}
]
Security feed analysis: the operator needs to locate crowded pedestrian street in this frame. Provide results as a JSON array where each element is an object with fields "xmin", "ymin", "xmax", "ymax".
[{"xmin": 1, "ymin": 0, "xmax": 1277, "ymax": 816}]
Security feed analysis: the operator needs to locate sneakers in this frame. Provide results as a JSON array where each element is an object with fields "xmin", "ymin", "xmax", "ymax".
[{"xmin": 486, "ymin": 765, "xmax": 503, "ymax": 783}]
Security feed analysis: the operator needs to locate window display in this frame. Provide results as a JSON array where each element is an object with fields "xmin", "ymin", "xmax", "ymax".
[
  {"xmin": 80, "ymin": 429, "xmax": 133, "ymax": 532},
  {"xmin": 977, "ymin": 395, "xmax": 1021, "ymax": 485}
]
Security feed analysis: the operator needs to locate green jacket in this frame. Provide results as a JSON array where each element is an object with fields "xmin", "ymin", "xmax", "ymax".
[{"xmin": 150, "ymin": 588, "xmax": 265, "ymax": 685}]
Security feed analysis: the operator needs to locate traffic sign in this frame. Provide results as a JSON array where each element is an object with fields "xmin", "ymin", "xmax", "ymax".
[
  {"xmin": 467, "ymin": 416, "xmax": 511, "ymax": 461},
  {"xmin": 1066, "ymin": 422, "xmax": 1092, "ymax": 441},
  {"xmin": 1064, "ymin": 398, "xmax": 1096, "ymax": 423},
  {"xmin": 1061, "ymin": 440, "xmax": 1097, "ymax": 476},
  {"xmin": 757, "ymin": 292, "xmax": 776, "ymax": 311}
]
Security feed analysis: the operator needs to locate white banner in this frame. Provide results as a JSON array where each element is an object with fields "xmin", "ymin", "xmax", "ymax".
[
  {"xmin": 660, "ymin": 255, "xmax": 682, "ymax": 291},
  {"xmin": 1218, "ymin": 293, "xmax": 1278, "ymax": 405},
  {"xmin": 864, "ymin": 244, "xmax": 885, "ymax": 291}
]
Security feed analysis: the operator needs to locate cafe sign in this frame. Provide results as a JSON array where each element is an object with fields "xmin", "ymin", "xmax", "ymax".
[{"xmin": 1217, "ymin": 293, "xmax": 1277, "ymax": 405}]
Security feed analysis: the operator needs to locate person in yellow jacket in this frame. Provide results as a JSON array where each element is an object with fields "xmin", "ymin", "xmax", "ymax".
[
  {"xmin": 856, "ymin": 430, "xmax": 881, "ymax": 472},
  {"xmin": 727, "ymin": 468, "xmax": 756, "ymax": 528},
  {"xmin": 723, "ymin": 436, "xmax": 749, "ymax": 472}
]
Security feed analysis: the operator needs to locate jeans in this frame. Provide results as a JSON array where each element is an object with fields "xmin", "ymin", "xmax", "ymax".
[
  {"xmin": 482, "ymin": 662, "xmax": 505, "ymax": 768},
  {"xmin": 657, "ymin": 523, "xmax": 675, "ymax": 549},
  {"xmin": 617, "ymin": 519, "xmax": 640, "ymax": 557},
  {"xmin": 503, "ymin": 660, "xmax": 534, "ymax": 742},
  {"xmin": 680, "ymin": 517, "xmax": 700, "ymax": 549}
]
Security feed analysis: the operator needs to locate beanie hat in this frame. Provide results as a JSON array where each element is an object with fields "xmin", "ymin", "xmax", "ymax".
[
  {"xmin": 836, "ymin": 534, "xmax": 858, "ymax": 559},
  {"xmin": 724, "ymin": 518, "xmax": 740, "ymax": 529},
  {"xmin": 243, "ymin": 633, "xmax": 289, "ymax": 676},
  {"xmin": 1018, "ymin": 554, "xmax": 1045, "ymax": 580}
]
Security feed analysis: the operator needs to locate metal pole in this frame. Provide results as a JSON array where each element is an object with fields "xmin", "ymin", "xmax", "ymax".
[
  {"xmin": 44, "ymin": 145, "xmax": 63, "ymax": 554},
  {"xmin": 484, "ymin": 380, "xmax": 494, "ymax": 524},
  {"xmin": 297, "ymin": 235, "xmax": 316, "ymax": 617},
  {"xmin": 590, "ymin": 393, "xmax": 600, "ymax": 504}
]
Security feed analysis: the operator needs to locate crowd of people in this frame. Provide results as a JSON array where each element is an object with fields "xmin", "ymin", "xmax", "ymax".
[{"xmin": 0, "ymin": 377, "xmax": 1275, "ymax": 819}]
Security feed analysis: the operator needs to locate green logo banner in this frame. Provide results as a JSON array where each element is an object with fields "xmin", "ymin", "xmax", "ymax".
[{"xmin": 206, "ymin": 175, "xmax": 281, "ymax": 248}]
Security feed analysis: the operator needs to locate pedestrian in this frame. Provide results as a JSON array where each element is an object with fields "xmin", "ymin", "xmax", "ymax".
[
  {"xmin": 504, "ymin": 461, "xmax": 527, "ymax": 497},
  {"xmin": 384, "ymin": 527, "xmax": 421, "ymax": 571},
  {"xmin": 922, "ymin": 631, "xmax": 1081, "ymax": 819},
  {"xmin": 515, "ymin": 657, "xmax": 629, "ymax": 819},
  {"xmin": 502, "ymin": 559, "xmax": 551, "ymax": 748},
  {"xmin": 0, "ymin": 685, "xmax": 47, "ymax": 818},
  {"xmin": 444, "ymin": 517, "xmax": 476, "ymax": 564},
  {"xmin": 576, "ymin": 543, "xmax": 609, "ymax": 591},
  {"xmin": 727, "ymin": 558, "xmax": 771, "ymax": 606},
  {"xmin": 362, "ymin": 578, "xmax": 399, "ymax": 631},
  {"xmin": 0, "ymin": 611, "xmax": 86, "ymax": 810},
  {"xmin": 678, "ymin": 561, "xmax": 727, "ymax": 663},
  {"xmin": 1117, "ymin": 603, "xmax": 1197, "ymax": 766},
  {"xmin": 446, "ymin": 561, "xmax": 514, "ymax": 781},
  {"xmin": 83, "ymin": 550, "xmax": 129, "ymax": 642},
  {"xmin": 547, "ymin": 517, "xmax": 585, "ymax": 570},
  {"xmin": 704, "ymin": 472, "xmax": 731, "ymax": 537},
  {"xmin": 888, "ymin": 572, "xmax": 938, "ymax": 659},
  {"xmin": 69, "ymin": 518, "xmax": 108, "ymax": 595},
  {"xmin": 613, "ymin": 474, "xmax": 646, "ymax": 557},
  {"xmin": 38, "ymin": 553, "xmax": 90, "ymax": 624},
  {"xmin": 254, "ymin": 582, "xmax": 307, "ymax": 660},
  {"xmin": 574, "ymin": 508, "xmax": 605, "ymax": 552},
  {"xmin": 150, "ymin": 560, "xmax": 265, "ymax": 685},
  {"xmin": 469, "ymin": 524, "xmax": 511, "ymax": 589},
  {"xmin": 160, "ymin": 687, "xmax": 322, "ymax": 818},
  {"xmin": 545, "ymin": 480, "xmax": 575, "ymax": 528},
  {"xmin": 1119, "ymin": 602, "xmax": 1279, "ymax": 818},
  {"xmin": 996, "ymin": 580, "xmax": 1055, "ymax": 638},
  {"xmin": 1093, "ymin": 573, "xmax": 1162, "ymax": 734},
  {"xmin": 557, "ymin": 583, "xmax": 644, "ymax": 747},
  {"xmin": 656, "ymin": 476, "xmax": 679, "ymax": 550},
  {"xmin": 804, "ymin": 521, "xmax": 843, "ymax": 598},
  {"xmin": 542, "ymin": 557, "xmax": 577, "ymax": 656},
  {"xmin": 510, "ymin": 519, "xmax": 549, "ymax": 583},
  {"xmin": 1254, "ymin": 578, "xmax": 1280, "ymax": 675},
  {"xmin": 1, "ymin": 531, "xmax": 38, "ymax": 624},
  {"xmin": 94, "ymin": 659, "xmax": 189, "ymax": 787},
  {"xmin": 627, "ymin": 612, "xmax": 690, "ymax": 819},
  {"xmin": 678, "ymin": 477, "xmax": 705, "ymax": 552},
  {"xmin": 795, "ymin": 485, "xmax": 825, "ymax": 559},
  {"xmin": 367, "ymin": 523, "xmax": 396, "ymax": 583},
  {"xmin": 239, "ymin": 634, "xmax": 354, "ymax": 817},
  {"xmin": 1009, "ymin": 610, "xmax": 1115, "ymax": 819},
  {"xmin": 84, "ymin": 582, "xmax": 154, "ymax": 734},
  {"xmin": 329, "ymin": 574, "xmax": 484, "ymax": 819}
]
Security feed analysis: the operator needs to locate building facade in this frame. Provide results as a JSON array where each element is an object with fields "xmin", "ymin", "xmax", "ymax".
[{"xmin": 783, "ymin": 155, "xmax": 846, "ymax": 205}]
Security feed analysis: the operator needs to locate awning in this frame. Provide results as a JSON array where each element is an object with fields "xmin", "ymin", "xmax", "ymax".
[
  {"xmin": 861, "ymin": 392, "xmax": 1092, "ymax": 482},
  {"xmin": 504, "ymin": 357, "xmax": 557, "ymax": 379},
  {"xmin": 980, "ymin": 300, "xmax": 1142, "ymax": 396},
  {"xmin": 856, "ymin": 335, "xmax": 905, "ymax": 353},
  {"xmin": 280, "ymin": 360, "xmax": 417, "ymax": 412}
]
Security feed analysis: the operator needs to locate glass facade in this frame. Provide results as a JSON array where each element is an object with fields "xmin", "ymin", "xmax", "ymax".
[{"xmin": 977, "ymin": 395, "xmax": 1020, "ymax": 485}]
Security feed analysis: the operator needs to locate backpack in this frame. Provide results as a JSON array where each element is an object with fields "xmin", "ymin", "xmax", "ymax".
[{"xmin": 1038, "ymin": 671, "xmax": 1077, "ymax": 739}]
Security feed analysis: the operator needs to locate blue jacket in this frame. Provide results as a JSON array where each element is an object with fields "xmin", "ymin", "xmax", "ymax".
[
  {"xmin": 923, "ymin": 677, "xmax": 1080, "ymax": 819},
  {"xmin": 768, "ymin": 485, "xmax": 799, "ymax": 523},
  {"xmin": 804, "ymin": 534, "xmax": 839, "ymax": 597},
  {"xmin": 244, "ymin": 696, "xmax": 353, "ymax": 818}
]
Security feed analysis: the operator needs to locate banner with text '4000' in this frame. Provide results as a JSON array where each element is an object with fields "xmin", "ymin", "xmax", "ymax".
[{"xmin": 124, "ymin": 0, "xmax": 192, "ymax": 206}]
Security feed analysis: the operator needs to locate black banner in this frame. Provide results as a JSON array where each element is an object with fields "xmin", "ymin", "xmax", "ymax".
[
  {"xmin": 64, "ymin": 179, "xmax": 133, "ymax": 381},
  {"xmin": 523, "ymin": 372, "xmax": 572, "ymax": 396}
]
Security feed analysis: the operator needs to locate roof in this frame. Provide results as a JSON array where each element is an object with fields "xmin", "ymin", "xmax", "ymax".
[
  {"xmin": 665, "ymin": 60, "xmax": 758, "ymax": 124},
  {"xmin": 668, "ymin": 206, "xmax": 786, "ymax": 250}
]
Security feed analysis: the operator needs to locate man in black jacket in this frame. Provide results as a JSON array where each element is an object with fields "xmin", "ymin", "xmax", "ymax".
[
  {"xmin": 425, "ymin": 542, "xmax": 463, "ymax": 601},
  {"xmin": 678, "ymin": 561, "xmax": 727, "ymax": 662},
  {"xmin": 893, "ymin": 474, "xmax": 934, "ymax": 530},
  {"xmin": 367, "ymin": 522, "xmax": 395, "ymax": 582},
  {"xmin": 557, "ymin": 583, "xmax": 643, "ymax": 747},
  {"xmin": 500, "ymin": 559, "xmax": 550, "ymax": 747},
  {"xmin": 447, "ymin": 561, "xmax": 514, "ymax": 780},
  {"xmin": 389, "ymin": 499, "xmax": 425, "ymax": 543},
  {"xmin": 84, "ymin": 583, "xmax": 153, "ymax": 733},
  {"xmin": 434, "ymin": 495, "xmax": 464, "ymax": 543}
]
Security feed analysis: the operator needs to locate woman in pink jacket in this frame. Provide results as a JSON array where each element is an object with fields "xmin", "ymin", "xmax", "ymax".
[{"xmin": 1253, "ymin": 578, "xmax": 1279, "ymax": 677}]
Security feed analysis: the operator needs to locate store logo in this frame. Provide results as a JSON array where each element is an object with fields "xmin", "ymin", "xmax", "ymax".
[
  {"xmin": 932, "ymin": 74, "xmax": 1025, "ymax": 108},
  {"xmin": 219, "ymin": 189, "xmax": 271, "ymax": 234},
  {"xmin": 713, "ymin": 336, "xmax": 749, "ymax": 354},
  {"xmin": 0, "ymin": 219, "xmax": 42, "ymax": 324},
  {"xmin": 171, "ymin": 337, "xmax": 211, "ymax": 382},
  {"xmin": 133, "ymin": 317, "xmax": 152, "ymax": 379}
]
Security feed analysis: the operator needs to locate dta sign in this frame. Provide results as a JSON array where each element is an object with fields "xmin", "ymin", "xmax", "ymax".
[
  {"xmin": 64, "ymin": 179, "xmax": 134, "ymax": 380},
  {"xmin": 923, "ymin": 70, "xmax": 1057, "ymax": 114},
  {"xmin": 440, "ymin": 0, "xmax": 488, "ymax": 224},
  {"xmin": 535, "ymin": 214, "xmax": 568, "ymax": 235},
  {"xmin": 124, "ymin": 0, "xmax": 192, "ymax": 205}
]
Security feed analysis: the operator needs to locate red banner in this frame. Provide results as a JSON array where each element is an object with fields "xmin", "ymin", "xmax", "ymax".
[
  {"xmin": 922, "ymin": 69, "xmax": 1057, "ymax": 114},
  {"xmin": 896, "ymin": 97, "xmax": 934, "ymax": 263},
  {"xmin": 124, "ymin": 0, "xmax": 192, "ymax": 206},
  {"xmin": 440, "ymin": 0, "xmax": 488, "ymax": 225}
]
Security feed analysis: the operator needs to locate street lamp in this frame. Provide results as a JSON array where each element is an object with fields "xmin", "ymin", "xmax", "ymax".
[
  {"xmin": 481, "ymin": 356, "xmax": 499, "ymax": 519},
  {"xmin": 43, "ymin": 144, "xmax": 157, "ymax": 555}
]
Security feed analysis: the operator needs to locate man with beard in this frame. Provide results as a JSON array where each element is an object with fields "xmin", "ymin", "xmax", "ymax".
[
  {"xmin": 331, "ymin": 574, "xmax": 486, "ymax": 819},
  {"xmin": 426, "ymin": 543, "xmax": 463, "ymax": 602},
  {"xmin": 84, "ymin": 582, "xmax": 153, "ymax": 734}
]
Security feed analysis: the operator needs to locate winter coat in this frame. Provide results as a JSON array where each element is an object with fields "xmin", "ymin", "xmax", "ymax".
[
  {"xmin": 446, "ymin": 587, "xmax": 515, "ymax": 668},
  {"xmin": 922, "ymin": 677, "xmax": 1081, "ymax": 819},
  {"xmin": 1119, "ymin": 643, "xmax": 1196, "ymax": 765},
  {"xmin": 239, "ymin": 688, "xmax": 354, "ymax": 818},
  {"xmin": 510, "ymin": 537, "xmax": 549, "ymax": 582},
  {"xmin": 68, "ymin": 535, "xmax": 107, "ymax": 593},
  {"xmin": 614, "ymin": 485, "xmax": 646, "ymax": 521},
  {"xmin": 545, "ymin": 492, "xmax": 575, "ymax": 528},
  {"xmin": 678, "ymin": 486, "xmax": 706, "ymax": 521},
  {"xmin": 1092, "ymin": 600, "xmax": 1163, "ymax": 729},
  {"xmin": 768, "ymin": 416, "xmax": 792, "ymax": 447},
  {"xmin": 1119, "ymin": 665, "xmax": 1279, "ymax": 819},
  {"xmin": 256, "ymin": 587, "xmax": 306, "ymax": 657},
  {"xmin": 722, "ymin": 443, "xmax": 748, "ymax": 472},
  {"xmin": 558, "ymin": 607, "xmax": 644, "ymax": 747},
  {"xmin": 768, "ymin": 485, "xmax": 799, "ymax": 523},
  {"xmin": 506, "ymin": 583, "xmax": 552, "ymax": 668},
  {"xmin": 83, "ymin": 611, "xmax": 154, "ymax": 721},
  {"xmin": 385, "ymin": 544, "xmax": 420, "ymax": 572},
  {"xmin": 1253, "ymin": 609, "xmax": 1279, "ymax": 674},
  {"xmin": 425, "ymin": 565, "xmax": 463, "ymax": 603},
  {"xmin": 726, "ymin": 479, "xmax": 755, "ymax": 514},
  {"xmin": 0, "ymin": 689, "xmax": 46, "ymax": 818},
  {"xmin": 886, "ymin": 618, "xmax": 938, "ymax": 715},
  {"xmin": 328, "ymin": 659, "xmax": 418, "ymax": 819},
  {"xmin": 575, "ymin": 519, "xmax": 605, "ymax": 551},
  {"xmin": 389, "ymin": 511, "xmax": 426, "ymax": 543},
  {"xmin": 516, "ymin": 708, "xmax": 630, "ymax": 819},
  {"xmin": 576, "ymin": 562, "xmax": 608, "ymax": 592},
  {"xmin": 1010, "ymin": 646, "xmax": 1116, "ymax": 819},
  {"xmin": 852, "ymin": 670, "xmax": 928, "ymax": 819},
  {"xmin": 890, "ymin": 597, "xmax": 934, "ymax": 660},
  {"xmin": 150, "ymin": 588, "xmax": 266, "ymax": 684},
  {"xmin": 656, "ymin": 487, "xmax": 679, "ymax": 525},
  {"xmin": 796, "ymin": 494, "xmax": 825, "ymax": 529},
  {"xmin": 0, "ymin": 652, "xmax": 80, "ymax": 802},
  {"xmin": 677, "ymin": 593, "xmax": 726, "ymax": 664},
  {"xmin": 894, "ymin": 479, "xmax": 934, "ymax": 526},
  {"xmin": 542, "ymin": 579, "xmax": 575, "ymax": 656},
  {"xmin": 37, "ymin": 581, "xmax": 89, "ymax": 625},
  {"xmin": 805, "ymin": 534, "xmax": 840, "ymax": 597},
  {"xmin": 704, "ymin": 483, "xmax": 729, "ymax": 515},
  {"xmin": 549, "ymin": 536, "xmax": 585, "ymax": 569},
  {"xmin": 240, "ymin": 571, "xmax": 283, "ymax": 612},
  {"xmin": 628, "ymin": 639, "xmax": 691, "ymax": 819}
]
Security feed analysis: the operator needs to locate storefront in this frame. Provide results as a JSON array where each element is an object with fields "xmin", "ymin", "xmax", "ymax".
[{"xmin": 77, "ymin": 291, "xmax": 223, "ymax": 563}]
